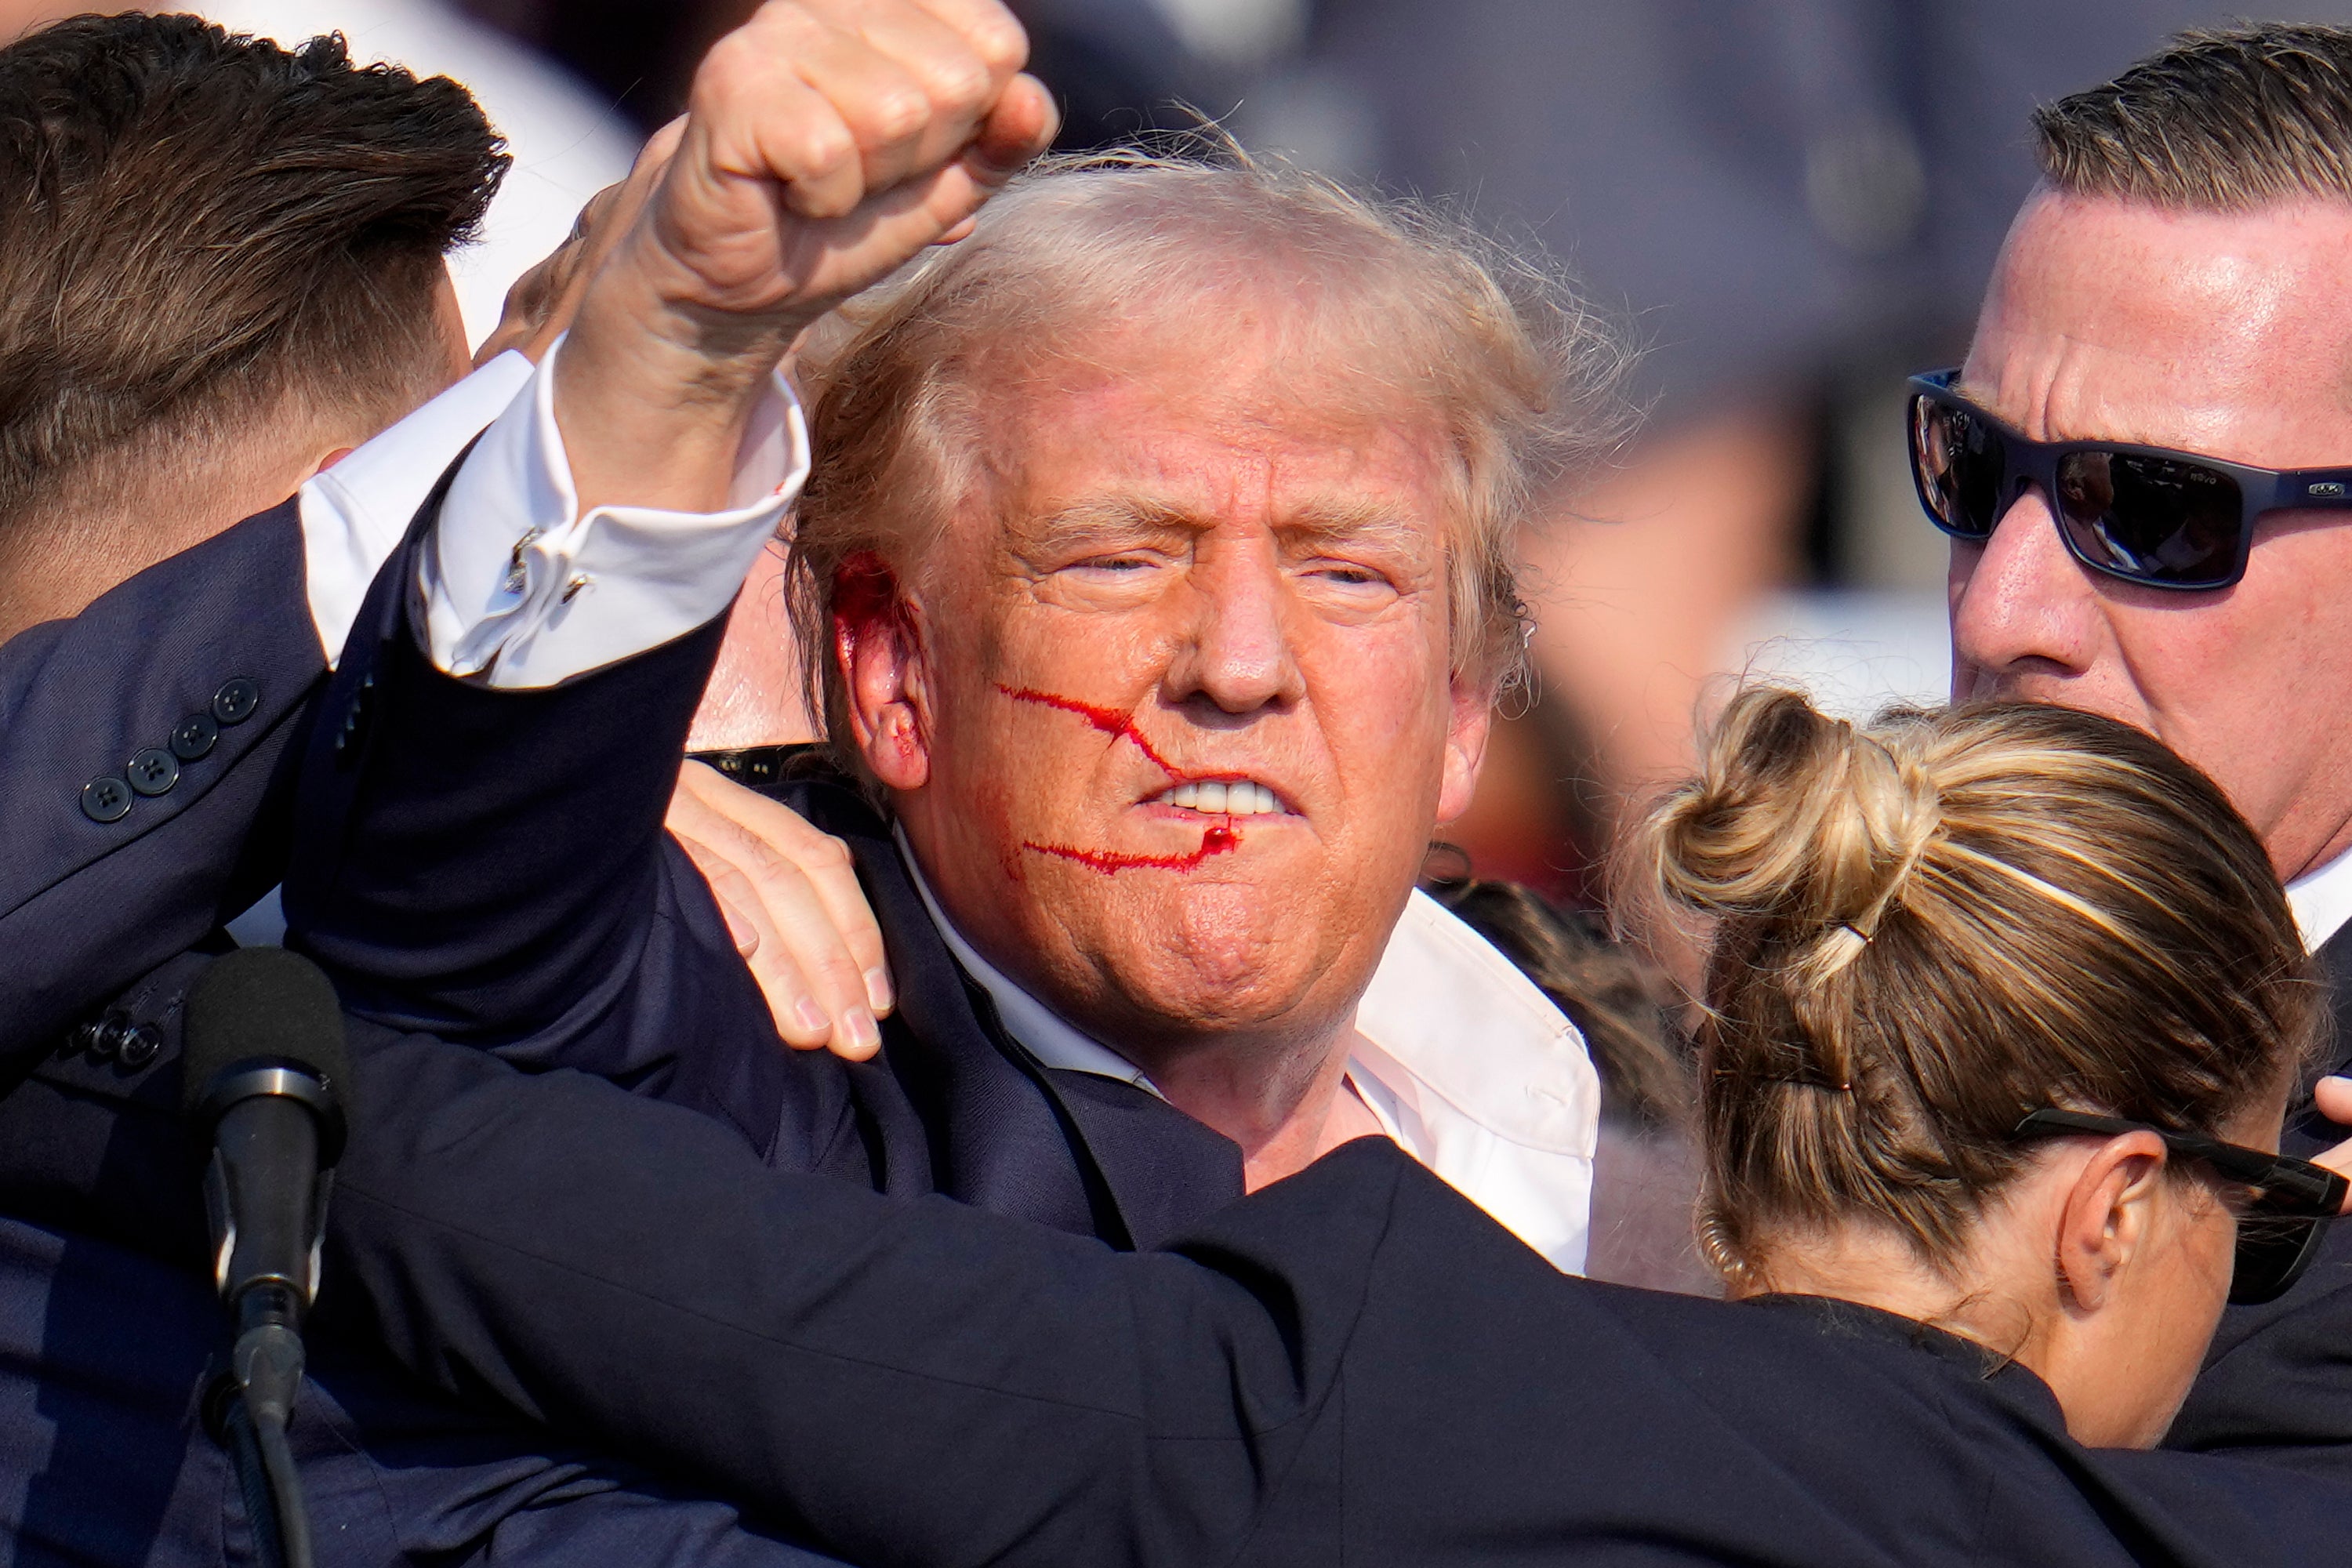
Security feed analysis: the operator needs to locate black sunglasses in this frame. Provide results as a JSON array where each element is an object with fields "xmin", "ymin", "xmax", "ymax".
[
  {"xmin": 1907, "ymin": 369, "xmax": 2352, "ymax": 591},
  {"xmin": 2014, "ymin": 1109, "xmax": 2347, "ymax": 1306}
]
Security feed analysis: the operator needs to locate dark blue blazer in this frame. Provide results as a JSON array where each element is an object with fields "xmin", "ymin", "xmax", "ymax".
[
  {"xmin": 310, "ymin": 1024, "xmax": 2352, "ymax": 1568},
  {"xmin": 0, "ymin": 502, "xmax": 846, "ymax": 1566},
  {"xmin": 283, "ymin": 529, "xmax": 1243, "ymax": 1250},
  {"xmin": 2168, "ymin": 920, "xmax": 2352, "ymax": 1477},
  {"xmin": 0, "ymin": 504, "xmax": 320, "ymax": 1070}
]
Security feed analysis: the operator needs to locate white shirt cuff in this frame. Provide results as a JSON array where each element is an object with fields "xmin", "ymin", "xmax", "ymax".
[
  {"xmin": 422, "ymin": 332, "xmax": 811, "ymax": 688},
  {"xmin": 299, "ymin": 350, "xmax": 536, "ymax": 670}
]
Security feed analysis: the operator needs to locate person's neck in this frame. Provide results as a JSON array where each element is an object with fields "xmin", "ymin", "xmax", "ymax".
[
  {"xmin": 2282, "ymin": 813, "xmax": 2352, "ymax": 887},
  {"xmin": 1737, "ymin": 1223, "xmax": 2042, "ymax": 1369},
  {"xmin": 1128, "ymin": 1023, "xmax": 1382, "ymax": 1191}
]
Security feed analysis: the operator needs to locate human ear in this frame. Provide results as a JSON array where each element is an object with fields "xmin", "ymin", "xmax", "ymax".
[
  {"xmin": 834, "ymin": 552, "xmax": 932, "ymax": 791},
  {"xmin": 2053, "ymin": 1132, "xmax": 2168, "ymax": 1313},
  {"xmin": 1435, "ymin": 678, "xmax": 1494, "ymax": 826}
]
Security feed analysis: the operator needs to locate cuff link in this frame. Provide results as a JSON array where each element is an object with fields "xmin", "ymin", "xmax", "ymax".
[{"xmin": 503, "ymin": 529, "xmax": 543, "ymax": 596}]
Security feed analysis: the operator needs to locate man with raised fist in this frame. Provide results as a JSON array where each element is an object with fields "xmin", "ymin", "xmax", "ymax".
[{"xmin": 0, "ymin": 3, "xmax": 1054, "ymax": 1563}]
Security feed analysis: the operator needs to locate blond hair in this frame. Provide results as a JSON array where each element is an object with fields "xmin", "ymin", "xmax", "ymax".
[
  {"xmin": 785, "ymin": 143, "xmax": 1628, "ymax": 756},
  {"xmin": 2034, "ymin": 23, "xmax": 2352, "ymax": 209},
  {"xmin": 1641, "ymin": 689, "xmax": 2319, "ymax": 1285}
]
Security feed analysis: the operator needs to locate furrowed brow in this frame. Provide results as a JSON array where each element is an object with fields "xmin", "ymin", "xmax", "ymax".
[
  {"xmin": 1275, "ymin": 500, "xmax": 1431, "ymax": 557},
  {"xmin": 1014, "ymin": 495, "xmax": 1205, "ymax": 554}
]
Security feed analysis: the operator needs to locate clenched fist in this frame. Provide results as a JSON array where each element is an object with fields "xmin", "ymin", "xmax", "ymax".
[{"xmin": 556, "ymin": 0, "xmax": 1058, "ymax": 514}]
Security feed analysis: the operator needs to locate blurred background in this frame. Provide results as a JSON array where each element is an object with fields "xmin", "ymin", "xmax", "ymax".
[{"xmin": 29, "ymin": 0, "xmax": 2352, "ymax": 902}]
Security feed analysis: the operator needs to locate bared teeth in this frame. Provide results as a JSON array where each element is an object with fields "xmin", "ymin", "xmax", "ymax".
[{"xmin": 1159, "ymin": 780, "xmax": 1283, "ymax": 815}]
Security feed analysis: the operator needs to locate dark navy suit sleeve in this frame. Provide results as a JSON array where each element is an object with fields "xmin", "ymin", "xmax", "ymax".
[
  {"xmin": 0, "ymin": 503, "xmax": 324, "ymax": 1068},
  {"xmin": 328, "ymin": 1024, "xmax": 1358, "ymax": 1568},
  {"xmin": 283, "ymin": 527, "xmax": 842, "ymax": 1163},
  {"xmin": 325, "ymin": 1027, "xmax": 2352, "ymax": 1568}
]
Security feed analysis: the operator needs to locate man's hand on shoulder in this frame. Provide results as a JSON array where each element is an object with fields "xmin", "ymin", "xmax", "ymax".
[
  {"xmin": 557, "ymin": 0, "xmax": 1057, "ymax": 516},
  {"xmin": 667, "ymin": 760, "xmax": 895, "ymax": 1062}
]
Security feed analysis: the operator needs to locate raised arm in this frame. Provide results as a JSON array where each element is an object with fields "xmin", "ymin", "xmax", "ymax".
[{"xmin": 282, "ymin": 0, "xmax": 1054, "ymax": 1082}]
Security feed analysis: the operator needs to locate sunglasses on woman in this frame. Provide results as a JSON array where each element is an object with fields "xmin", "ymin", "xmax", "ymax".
[
  {"xmin": 2014, "ymin": 1109, "xmax": 2347, "ymax": 1305},
  {"xmin": 1907, "ymin": 369, "xmax": 2352, "ymax": 591}
]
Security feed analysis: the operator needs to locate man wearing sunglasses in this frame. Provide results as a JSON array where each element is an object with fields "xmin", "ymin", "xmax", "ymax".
[{"xmin": 1908, "ymin": 22, "xmax": 2352, "ymax": 1468}]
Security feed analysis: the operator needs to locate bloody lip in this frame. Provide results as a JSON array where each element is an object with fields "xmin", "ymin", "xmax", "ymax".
[
  {"xmin": 998, "ymin": 684, "xmax": 1272, "ymax": 873},
  {"xmin": 1022, "ymin": 822, "xmax": 1241, "ymax": 875}
]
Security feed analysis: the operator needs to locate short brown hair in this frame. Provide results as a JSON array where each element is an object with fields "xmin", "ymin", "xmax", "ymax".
[
  {"xmin": 1642, "ymin": 689, "xmax": 2320, "ymax": 1286},
  {"xmin": 0, "ymin": 13, "xmax": 506, "ymax": 529},
  {"xmin": 2034, "ymin": 22, "xmax": 2352, "ymax": 208},
  {"xmin": 786, "ymin": 145, "xmax": 1628, "ymax": 760}
]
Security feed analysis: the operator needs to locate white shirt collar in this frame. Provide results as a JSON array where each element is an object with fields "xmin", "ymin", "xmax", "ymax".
[
  {"xmin": 895, "ymin": 827, "xmax": 1598, "ymax": 1272},
  {"xmin": 2288, "ymin": 841, "xmax": 2352, "ymax": 953}
]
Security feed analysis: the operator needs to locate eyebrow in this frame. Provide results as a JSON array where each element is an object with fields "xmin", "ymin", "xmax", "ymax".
[{"xmin": 1015, "ymin": 493, "xmax": 1431, "ymax": 556}]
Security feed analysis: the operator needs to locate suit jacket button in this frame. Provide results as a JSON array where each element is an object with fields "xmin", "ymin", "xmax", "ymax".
[
  {"xmin": 87, "ymin": 1012, "xmax": 129, "ymax": 1062},
  {"xmin": 212, "ymin": 677, "xmax": 260, "ymax": 725},
  {"xmin": 116, "ymin": 1024, "xmax": 162, "ymax": 1069},
  {"xmin": 80, "ymin": 775, "xmax": 133, "ymax": 822},
  {"xmin": 170, "ymin": 711, "xmax": 220, "ymax": 760},
  {"xmin": 127, "ymin": 748, "xmax": 180, "ymax": 797}
]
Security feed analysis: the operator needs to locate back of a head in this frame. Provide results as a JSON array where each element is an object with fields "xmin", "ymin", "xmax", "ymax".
[
  {"xmin": 2033, "ymin": 22, "xmax": 2352, "ymax": 209},
  {"xmin": 1642, "ymin": 688, "xmax": 2319, "ymax": 1287},
  {"xmin": 0, "ymin": 13, "xmax": 506, "ymax": 590}
]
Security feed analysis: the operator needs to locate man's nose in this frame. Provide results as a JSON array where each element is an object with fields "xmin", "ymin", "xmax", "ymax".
[
  {"xmin": 1948, "ymin": 488, "xmax": 2102, "ymax": 684},
  {"xmin": 1165, "ymin": 547, "xmax": 1306, "ymax": 717}
]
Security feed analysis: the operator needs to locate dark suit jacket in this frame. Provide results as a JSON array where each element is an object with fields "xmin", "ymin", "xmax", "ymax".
[
  {"xmin": 2168, "ymin": 919, "xmax": 2352, "ymax": 1476},
  {"xmin": 0, "ymin": 498, "xmax": 845, "ymax": 1566},
  {"xmin": 283, "ymin": 532, "xmax": 1243, "ymax": 1250},
  {"xmin": 0, "ymin": 504, "xmax": 321, "ymax": 1072},
  {"xmin": 310, "ymin": 1025, "xmax": 2352, "ymax": 1568}
]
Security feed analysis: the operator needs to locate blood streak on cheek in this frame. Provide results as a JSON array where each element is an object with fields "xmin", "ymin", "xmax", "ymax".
[
  {"xmin": 996, "ymin": 684, "xmax": 1181, "ymax": 778},
  {"xmin": 1023, "ymin": 820, "xmax": 1241, "ymax": 875},
  {"xmin": 1000, "ymin": 684, "xmax": 1243, "ymax": 873}
]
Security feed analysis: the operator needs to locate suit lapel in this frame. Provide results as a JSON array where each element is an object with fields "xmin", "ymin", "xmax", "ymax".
[
  {"xmin": 1040, "ymin": 1068, "xmax": 1243, "ymax": 1249},
  {"xmin": 769, "ymin": 773, "xmax": 1241, "ymax": 1247}
]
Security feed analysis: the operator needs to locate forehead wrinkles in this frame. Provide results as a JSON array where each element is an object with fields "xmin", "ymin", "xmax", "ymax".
[
  {"xmin": 982, "ymin": 361, "xmax": 1466, "ymax": 533},
  {"xmin": 1973, "ymin": 194, "xmax": 2352, "ymax": 447}
]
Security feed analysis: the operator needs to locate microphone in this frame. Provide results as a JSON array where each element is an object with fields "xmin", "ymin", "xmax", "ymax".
[{"xmin": 183, "ymin": 948, "xmax": 351, "ymax": 1568}]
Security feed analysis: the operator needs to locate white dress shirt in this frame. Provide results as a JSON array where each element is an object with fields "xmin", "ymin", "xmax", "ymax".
[
  {"xmin": 2289, "ymin": 844, "xmax": 2352, "ymax": 954},
  {"xmin": 904, "ymin": 838, "xmax": 1599, "ymax": 1273}
]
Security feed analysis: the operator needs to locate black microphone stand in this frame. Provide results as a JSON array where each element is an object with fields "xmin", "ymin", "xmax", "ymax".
[
  {"xmin": 195, "ymin": 1058, "xmax": 343, "ymax": 1568},
  {"xmin": 211, "ymin": 1279, "xmax": 315, "ymax": 1568}
]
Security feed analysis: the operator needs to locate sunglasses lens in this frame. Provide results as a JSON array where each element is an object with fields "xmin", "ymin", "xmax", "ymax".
[
  {"xmin": 1911, "ymin": 395, "xmax": 2003, "ymax": 539},
  {"xmin": 2230, "ymin": 1214, "xmax": 2328, "ymax": 1306},
  {"xmin": 2053, "ymin": 452, "xmax": 2244, "ymax": 589}
]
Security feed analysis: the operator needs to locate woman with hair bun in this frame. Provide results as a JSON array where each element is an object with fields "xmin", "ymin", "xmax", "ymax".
[{"xmin": 333, "ymin": 691, "xmax": 2352, "ymax": 1565}]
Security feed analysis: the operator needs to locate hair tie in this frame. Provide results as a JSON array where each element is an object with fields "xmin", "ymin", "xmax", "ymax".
[{"xmin": 1837, "ymin": 921, "xmax": 1871, "ymax": 946}]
